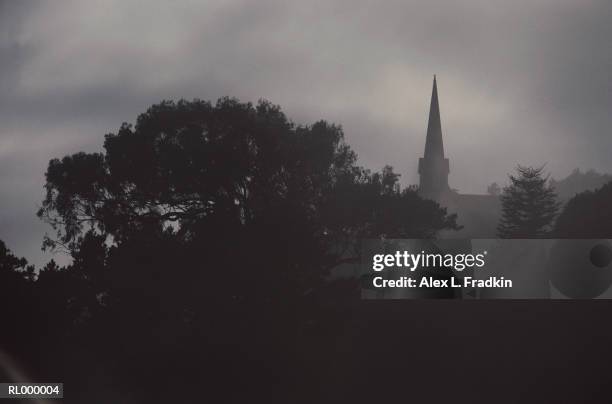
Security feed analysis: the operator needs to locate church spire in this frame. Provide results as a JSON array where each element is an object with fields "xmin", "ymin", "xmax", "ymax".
[
  {"xmin": 418, "ymin": 75, "xmax": 450, "ymax": 200},
  {"xmin": 424, "ymin": 75, "xmax": 444, "ymax": 159}
]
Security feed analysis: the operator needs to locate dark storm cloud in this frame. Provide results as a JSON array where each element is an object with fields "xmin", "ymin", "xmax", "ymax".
[{"xmin": 1, "ymin": 0, "xmax": 612, "ymax": 265}]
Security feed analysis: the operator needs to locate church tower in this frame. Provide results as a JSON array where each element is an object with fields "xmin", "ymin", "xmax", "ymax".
[{"xmin": 418, "ymin": 75, "xmax": 450, "ymax": 200}]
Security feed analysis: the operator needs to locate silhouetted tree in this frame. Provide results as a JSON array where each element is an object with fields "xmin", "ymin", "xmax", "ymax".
[
  {"xmin": 38, "ymin": 97, "xmax": 458, "ymax": 269},
  {"xmin": 497, "ymin": 165, "xmax": 560, "ymax": 238},
  {"xmin": 0, "ymin": 240, "xmax": 39, "ymax": 368},
  {"xmin": 554, "ymin": 180, "xmax": 612, "ymax": 237},
  {"xmin": 320, "ymin": 164, "xmax": 458, "ymax": 262},
  {"xmin": 35, "ymin": 97, "xmax": 459, "ymax": 402},
  {"xmin": 0, "ymin": 240, "xmax": 34, "ymax": 280}
]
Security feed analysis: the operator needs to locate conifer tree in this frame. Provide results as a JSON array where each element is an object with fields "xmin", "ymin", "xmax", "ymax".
[{"xmin": 497, "ymin": 165, "xmax": 560, "ymax": 238}]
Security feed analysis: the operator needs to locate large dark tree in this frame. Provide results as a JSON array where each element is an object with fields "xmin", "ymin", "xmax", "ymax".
[
  {"xmin": 497, "ymin": 165, "xmax": 560, "ymax": 238},
  {"xmin": 36, "ymin": 97, "xmax": 459, "ymax": 402},
  {"xmin": 38, "ymin": 97, "xmax": 457, "ymax": 273},
  {"xmin": 554, "ymin": 180, "xmax": 612, "ymax": 238}
]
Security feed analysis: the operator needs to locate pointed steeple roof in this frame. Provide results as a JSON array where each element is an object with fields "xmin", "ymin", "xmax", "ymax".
[{"xmin": 424, "ymin": 75, "xmax": 444, "ymax": 159}]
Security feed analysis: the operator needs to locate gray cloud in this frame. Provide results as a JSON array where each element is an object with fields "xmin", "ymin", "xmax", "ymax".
[{"xmin": 1, "ymin": 0, "xmax": 612, "ymax": 265}]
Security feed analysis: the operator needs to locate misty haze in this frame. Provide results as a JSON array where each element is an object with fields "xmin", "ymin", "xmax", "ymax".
[
  {"xmin": 2, "ymin": 0, "xmax": 612, "ymax": 265},
  {"xmin": 2, "ymin": 1, "xmax": 612, "ymax": 403}
]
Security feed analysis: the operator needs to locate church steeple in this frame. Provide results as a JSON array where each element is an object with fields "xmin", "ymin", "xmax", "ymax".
[
  {"xmin": 424, "ymin": 75, "xmax": 444, "ymax": 159},
  {"xmin": 418, "ymin": 75, "xmax": 450, "ymax": 200}
]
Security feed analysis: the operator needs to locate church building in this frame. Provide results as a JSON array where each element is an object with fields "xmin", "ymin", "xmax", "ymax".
[{"xmin": 417, "ymin": 76, "xmax": 501, "ymax": 238}]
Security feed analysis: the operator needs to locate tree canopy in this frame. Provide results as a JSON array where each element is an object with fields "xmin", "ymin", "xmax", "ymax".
[
  {"xmin": 497, "ymin": 165, "xmax": 560, "ymax": 238},
  {"xmin": 28, "ymin": 97, "xmax": 460, "ymax": 401},
  {"xmin": 554, "ymin": 180, "xmax": 612, "ymax": 238}
]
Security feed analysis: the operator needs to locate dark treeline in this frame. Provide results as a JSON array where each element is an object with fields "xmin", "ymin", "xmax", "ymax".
[{"xmin": 1, "ymin": 98, "xmax": 611, "ymax": 402}]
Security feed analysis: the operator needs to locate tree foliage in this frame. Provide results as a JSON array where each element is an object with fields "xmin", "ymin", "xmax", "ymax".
[
  {"xmin": 29, "ymin": 97, "xmax": 459, "ymax": 401},
  {"xmin": 0, "ymin": 241, "xmax": 37, "ymax": 357},
  {"xmin": 550, "ymin": 168, "xmax": 612, "ymax": 201},
  {"xmin": 554, "ymin": 180, "xmax": 612, "ymax": 237},
  {"xmin": 497, "ymin": 165, "xmax": 560, "ymax": 238}
]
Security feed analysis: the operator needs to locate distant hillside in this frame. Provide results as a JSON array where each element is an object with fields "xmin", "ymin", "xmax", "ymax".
[{"xmin": 550, "ymin": 169, "xmax": 612, "ymax": 201}]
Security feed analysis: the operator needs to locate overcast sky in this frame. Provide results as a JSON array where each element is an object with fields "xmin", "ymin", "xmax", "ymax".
[{"xmin": 1, "ymin": 0, "xmax": 612, "ymax": 265}]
